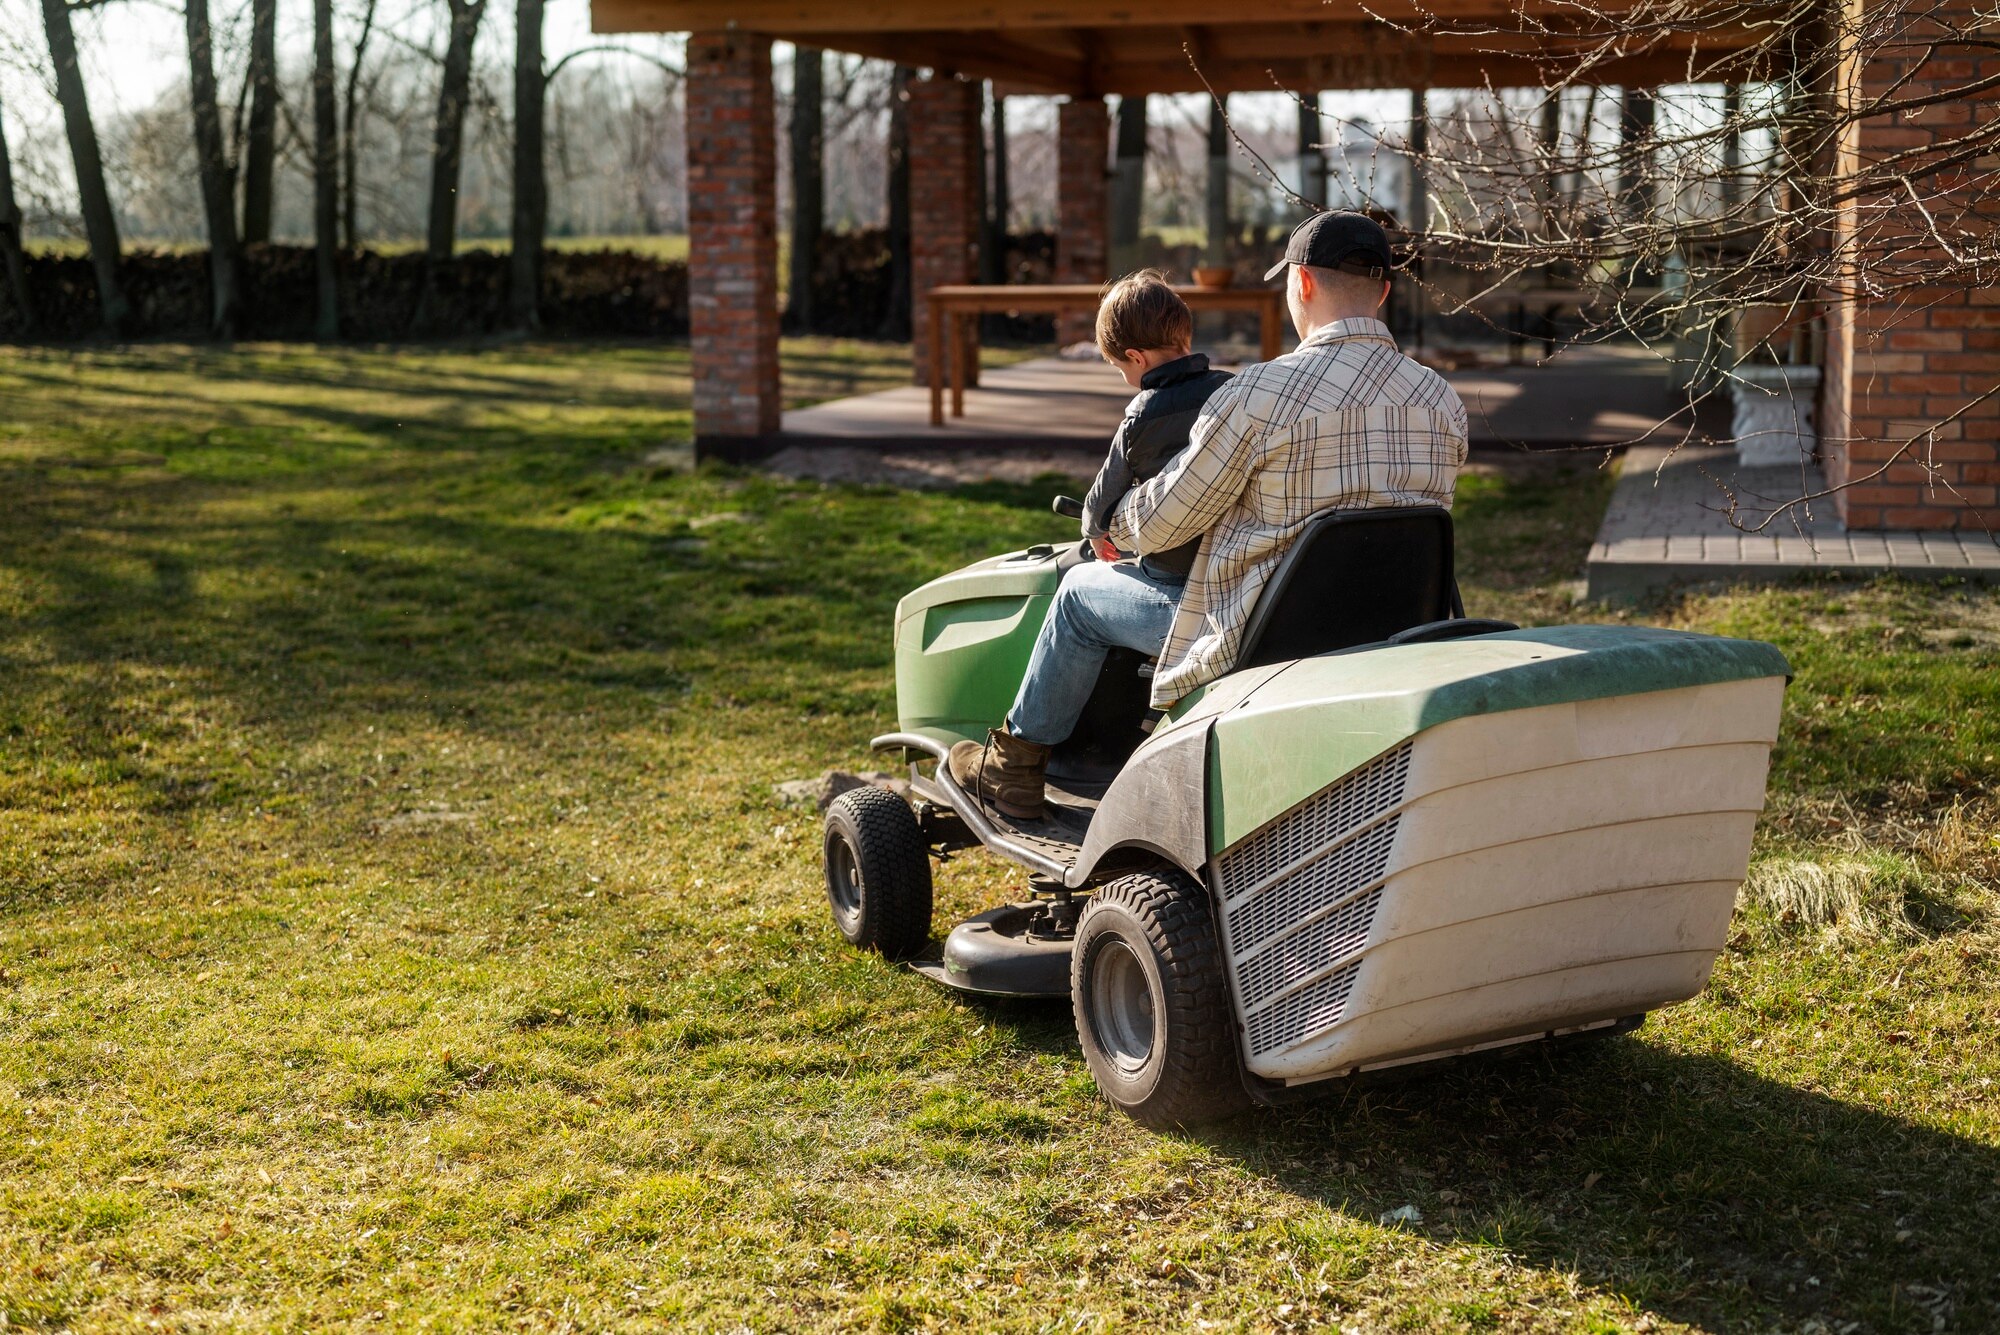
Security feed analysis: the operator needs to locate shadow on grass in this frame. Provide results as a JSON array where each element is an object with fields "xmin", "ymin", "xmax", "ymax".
[
  {"xmin": 948, "ymin": 980, "xmax": 1994, "ymax": 1329},
  {"xmin": 0, "ymin": 435, "xmax": 1057, "ymax": 874},
  {"xmin": 1190, "ymin": 1034, "xmax": 1998, "ymax": 1332}
]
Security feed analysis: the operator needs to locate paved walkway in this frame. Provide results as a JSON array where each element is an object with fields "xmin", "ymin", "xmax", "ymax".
[
  {"xmin": 1586, "ymin": 445, "xmax": 2000, "ymax": 601},
  {"xmin": 780, "ymin": 348, "xmax": 1708, "ymax": 451}
]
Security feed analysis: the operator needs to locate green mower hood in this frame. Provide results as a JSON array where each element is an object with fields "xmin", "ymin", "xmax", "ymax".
[{"xmin": 1187, "ymin": 625, "xmax": 1791, "ymax": 852}]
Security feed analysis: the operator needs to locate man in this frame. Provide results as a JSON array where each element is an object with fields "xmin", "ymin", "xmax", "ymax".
[{"xmin": 949, "ymin": 211, "xmax": 1469, "ymax": 820}]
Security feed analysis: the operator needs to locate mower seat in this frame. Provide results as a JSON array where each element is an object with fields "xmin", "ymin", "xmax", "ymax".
[{"xmin": 1235, "ymin": 506, "xmax": 1489, "ymax": 670}]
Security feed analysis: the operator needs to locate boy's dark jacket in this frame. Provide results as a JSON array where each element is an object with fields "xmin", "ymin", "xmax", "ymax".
[{"xmin": 1081, "ymin": 352, "xmax": 1234, "ymax": 580}]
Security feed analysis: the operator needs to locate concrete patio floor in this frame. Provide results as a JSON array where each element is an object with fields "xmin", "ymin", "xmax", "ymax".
[{"xmin": 780, "ymin": 346, "xmax": 1711, "ymax": 451}]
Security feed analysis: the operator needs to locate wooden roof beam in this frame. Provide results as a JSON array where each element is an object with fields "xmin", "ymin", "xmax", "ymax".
[
  {"xmin": 593, "ymin": 0, "xmax": 1687, "ymax": 36},
  {"xmin": 784, "ymin": 29, "xmax": 1088, "ymax": 91}
]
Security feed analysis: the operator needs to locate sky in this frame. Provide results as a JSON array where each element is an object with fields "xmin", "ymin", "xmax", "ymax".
[{"xmin": 0, "ymin": 0, "xmax": 674, "ymax": 142}]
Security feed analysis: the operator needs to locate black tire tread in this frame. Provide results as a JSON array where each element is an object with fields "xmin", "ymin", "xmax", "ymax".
[
  {"xmin": 1073, "ymin": 868, "xmax": 1252, "ymax": 1129},
  {"xmin": 824, "ymin": 785, "xmax": 933, "ymax": 961}
]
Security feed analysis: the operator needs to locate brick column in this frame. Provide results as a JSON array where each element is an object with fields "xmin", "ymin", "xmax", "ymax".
[
  {"xmin": 908, "ymin": 75, "xmax": 981, "ymax": 387},
  {"xmin": 686, "ymin": 31, "xmax": 780, "ymax": 456},
  {"xmin": 1056, "ymin": 96, "xmax": 1111, "ymax": 347},
  {"xmin": 1827, "ymin": 1, "xmax": 2000, "ymax": 530}
]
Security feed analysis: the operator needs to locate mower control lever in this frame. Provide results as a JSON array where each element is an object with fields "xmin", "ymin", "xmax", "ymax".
[{"xmin": 1051, "ymin": 495, "xmax": 1085, "ymax": 520}]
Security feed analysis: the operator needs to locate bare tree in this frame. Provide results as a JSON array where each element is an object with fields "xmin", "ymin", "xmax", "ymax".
[
  {"xmin": 312, "ymin": 0, "xmax": 339, "ymax": 339},
  {"xmin": 241, "ymin": 0, "xmax": 278, "ymax": 245},
  {"xmin": 1205, "ymin": 96, "xmax": 1229, "ymax": 265},
  {"xmin": 186, "ymin": 0, "xmax": 242, "ymax": 337},
  {"xmin": 39, "ymin": 0, "xmax": 127, "ymax": 333},
  {"xmin": 510, "ymin": 0, "xmax": 543, "ymax": 330},
  {"xmin": 412, "ymin": 0, "xmax": 487, "ymax": 329},
  {"xmin": 787, "ymin": 44, "xmax": 823, "ymax": 331},
  {"xmin": 1110, "ymin": 94, "xmax": 1145, "ymax": 271},
  {"xmin": 980, "ymin": 86, "xmax": 1007, "ymax": 286},
  {"xmin": 883, "ymin": 64, "xmax": 912, "ymax": 340},
  {"xmin": 0, "ymin": 91, "xmax": 32, "ymax": 332},
  {"xmin": 1202, "ymin": 0, "xmax": 2000, "ymax": 527},
  {"xmin": 341, "ymin": 0, "xmax": 380, "ymax": 250}
]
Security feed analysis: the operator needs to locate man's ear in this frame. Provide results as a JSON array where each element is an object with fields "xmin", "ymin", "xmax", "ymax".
[
  {"xmin": 1376, "ymin": 279, "xmax": 1390, "ymax": 310},
  {"xmin": 1294, "ymin": 266, "xmax": 1315, "ymax": 303}
]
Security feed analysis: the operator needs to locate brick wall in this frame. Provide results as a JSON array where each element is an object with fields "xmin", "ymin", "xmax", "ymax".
[
  {"xmin": 1827, "ymin": 3, "xmax": 2000, "ymax": 531},
  {"xmin": 908, "ymin": 75, "xmax": 982, "ymax": 387},
  {"xmin": 686, "ymin": 31, "xmax": 780, "ymax": 448},
  {"xmin": 1056, "ymin": 96, "xmax": 1110, "ymax": 347}
]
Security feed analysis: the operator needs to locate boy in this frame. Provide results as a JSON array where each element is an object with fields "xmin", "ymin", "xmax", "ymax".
[{"xmin": 1079, "ymin": 270, "xmax": 1234, "ymax": 581}]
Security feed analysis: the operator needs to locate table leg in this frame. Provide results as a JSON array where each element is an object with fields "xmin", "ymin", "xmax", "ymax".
[
  {"xmin": 929, "ymin": 300, "xmax": 944, "ymax": 428},
  {"xmin": 949, "ymin": 312, "xmax": 965, "ymax": 419},
  {"xmin": 1260, "ymin": 300, "xmax": 1282, "ymax": 362}
]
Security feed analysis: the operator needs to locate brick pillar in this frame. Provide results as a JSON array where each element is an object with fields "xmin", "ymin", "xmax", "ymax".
[
  {"xmin": 908, "ymin": 75, "xmax": 981, "ymax": 387},
  {"xmin": 1056, "ymin": 96, "xmax": 1110, "ymax": 347},
  {"xmin": 686, "ymin": 31, "xmax": 780, "ymax": 456},
  {"xmin": 1827, "ymin": 0, "xmax": 2000, "ymax": 530}
]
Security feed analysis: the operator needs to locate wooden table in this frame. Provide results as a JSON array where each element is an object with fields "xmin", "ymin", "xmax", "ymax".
[{"xmin": 925, "ymin": 284, "xmax": 1287, "ymax": 428}]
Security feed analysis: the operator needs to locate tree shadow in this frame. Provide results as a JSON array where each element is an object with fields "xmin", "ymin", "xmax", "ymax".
[{"xmin": 0, "ymin": 443, "xmax": 989, "ymax": 905}]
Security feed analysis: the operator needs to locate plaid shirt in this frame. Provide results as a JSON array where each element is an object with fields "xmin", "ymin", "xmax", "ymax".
[{"xmin": 1107, "ymin": 317, "xmax": 1468, "ymax": 708}]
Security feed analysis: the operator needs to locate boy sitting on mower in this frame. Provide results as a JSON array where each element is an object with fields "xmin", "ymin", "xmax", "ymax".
[
  {"xmin": 1078, "ymin": 270, "xmax": 1235, "ymax": 579},
  {"xmin": 947, "ymin": 211, "xmax": 1470, "ymax": 822}
]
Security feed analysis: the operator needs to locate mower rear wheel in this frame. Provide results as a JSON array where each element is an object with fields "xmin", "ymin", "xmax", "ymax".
[
  {"xmin": 823, "ymin": 786, "xmax": 933, "ymax": 961},
  {"xmin": 1072, "ymin": 870, "xmax": 1251, "ymax": 1129}
]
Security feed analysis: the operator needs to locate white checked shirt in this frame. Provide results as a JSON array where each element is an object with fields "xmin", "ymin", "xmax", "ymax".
[{"xmin": 1107, "ymin": 317, "xmax": 1468, "ymax": 707}]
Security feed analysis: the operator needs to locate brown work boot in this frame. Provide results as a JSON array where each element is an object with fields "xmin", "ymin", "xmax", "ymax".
[{"xmin": 946, "ymin": 727, "xmax": 1051, "ymax": 821}]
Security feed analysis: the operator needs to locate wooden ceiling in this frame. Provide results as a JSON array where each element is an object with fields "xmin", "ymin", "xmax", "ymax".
[{"xmin": 592, "ymin": 0, "xmax": 1776, "ymax": 93}]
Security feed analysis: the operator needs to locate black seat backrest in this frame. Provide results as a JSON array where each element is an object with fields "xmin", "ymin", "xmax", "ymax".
[{"xmin": 1235, "ymin": 506, "xmax": 1461, "ymax": 669}]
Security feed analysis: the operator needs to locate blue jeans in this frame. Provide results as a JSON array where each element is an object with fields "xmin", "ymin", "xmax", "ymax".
[{"xmin": 1007, "ymin": 560, "xmax": 1182, "ymax": 746}]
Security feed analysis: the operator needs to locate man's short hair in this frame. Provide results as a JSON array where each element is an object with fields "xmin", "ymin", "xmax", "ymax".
[
  {"xmin": 1300, "ymin": 263, "xmax": 1390, "ymax": 307},
  {"xmin": 1096, "ymin": 270, "xmax": 1193, "ymax": 361}
]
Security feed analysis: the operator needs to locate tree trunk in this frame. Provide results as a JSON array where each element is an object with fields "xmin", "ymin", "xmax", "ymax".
[
  {"xmin": 787, "ymin": 45, "xmax": 823, "ymax": 333},
  {"xmin": 510, "ymin": 0, "xmax": 544, "ymax": 331},
  {"xmin": 341, "ymin": 0, "xmax": 378, "ymax": 250},
  {"xmin": 241, "ymin": 0, "xmax": 278, "ymax": 245},
  {"xmin": 1110, "ymin": 93, "xmax": 1145, "ymax": 273},
  {"xmin": 186, "ymin": 0, "xmax": 242, "ymax": 338},
  {"xmin": 1618, "ymin": 87, "xmax": 1656, "ymax": 223},
  {"xmin": 0, "ymin": 96, "xmax": 33, "ymax": 333},
  {"xmin": 312, "ymin": 0, "xmax": 339, "ymax": 339},
  {"xmin": 1405, "ymin": 89, "xmax": 1429, "ymax": 350},
  {"xmin": 1618, "ymin": 87, "xmax": 1657, "ymax": 283},
  {"xmin": 1297, "ymin": 93, "xmax": 1325, "ymax": 212},
  {"xmin": 1205, "ymin": 96, "xmax": 1229, "ymax": 266},
  {"xmin": 1405, "ymin": 89, "xmax": 1429, "ymax": 234},
  {"xmin": 1720, "ymin": 84, "xmax": 1742, "ymax": 211},
  {"xmin": 414, "ymin": 0, "xmax": 487, "ymax": 329},
  {"xmin": 883, "ymin": 64, "xmax": 912, "ymax": 340},
  {"xmin": 979, "ymin": 89, "xmax": 1007, "ymax": 286},
  {"xmin": 40, "ymin": 0, "xmax": 128, "ymax": 334}
]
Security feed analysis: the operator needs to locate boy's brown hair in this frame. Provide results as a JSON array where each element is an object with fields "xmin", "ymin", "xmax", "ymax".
[{"xmin": 1095, "ymin": 269, "xmax": 1192, "ymax": 362}]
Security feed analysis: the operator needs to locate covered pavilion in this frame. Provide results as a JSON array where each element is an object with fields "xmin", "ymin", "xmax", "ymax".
[{"xmin": 593, "ymin": 0, "xmax": 2000, "ymax": 533}]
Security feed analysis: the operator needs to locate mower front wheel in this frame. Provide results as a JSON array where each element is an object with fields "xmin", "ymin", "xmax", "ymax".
[
  {"xmin": 823, "ymin": 786, "xmax": 933, "ymax": 960},
  {"xmin": 1072, "ymin": 870, "xmax": 1251, "ymax": 1129}
]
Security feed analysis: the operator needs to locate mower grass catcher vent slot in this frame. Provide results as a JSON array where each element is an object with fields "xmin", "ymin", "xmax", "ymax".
[
  {"xmin": 1233, "ymin": 885, "xmax": 1383, "ymax": 1014},
  {"xmin": 1225, "ymin": 818, "xmax": 1398, "ymax": 959},
  {"xmin": 1243, "ymin": 961, "xmax": 1361, "ymax": 1056},
  {"xmin": 1213, "ymin": 742, "xmax": 1411, "ymax": 1059},
  {"xmin": 1216, "ymin": 743, "xmax": 1411, "ymax": 899}
]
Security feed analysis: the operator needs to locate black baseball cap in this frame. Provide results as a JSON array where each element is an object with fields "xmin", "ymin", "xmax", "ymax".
[{"xmin": 1263, "ymin": 211, "xmax": 1394, "ymax": 282}]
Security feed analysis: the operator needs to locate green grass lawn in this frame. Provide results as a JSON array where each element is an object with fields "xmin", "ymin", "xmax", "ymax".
[{"xmin": 1, "ymin": 341, "xmax": 1995, "ymax": 1332}]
